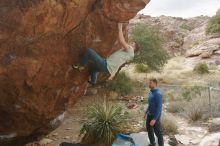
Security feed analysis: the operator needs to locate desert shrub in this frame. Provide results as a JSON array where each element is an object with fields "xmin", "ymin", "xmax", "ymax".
[
  {"xmin": 135, "ymin": 63, "xmax": 150, "ymax": 73},
  {"xmin": 161, "ymin": 115, "xmax": 178, "ymax": 135},
  {"xmin": 163, "ymin": 90, "xmax": 174, "ymax": 102},
  {"xmin": 206, "ymin": 13, "xmax": 220, "ymax": 34},
  {"xmin": 108, "ymin": 72, "xmax": 132, "ymax": 96},
  {"xmin": 181, "ymin": 85, "xmax": 206, "ymax": 101},
  {"xmin": 183, "ymin": 97, "xmax": 209, "ymax": 122},
  {"xmin": 210, "ymin": 91, "xmax": 220, "ymax": 118},
  {"xmin": 163, "ymin": 89, "xmax": 184, "ymax": 102},
  {"xmin": 181, "ymin": 87, "xmax": 191, "ymax": 101},
  {"xmin": 180, "ymin": 23, "xmax": 193, "ymax": 31},
  {"xmin": 186, "ymin": 104, "xmax": 203, "ymax": 122},
  {"xmin": 194, "ymin": 62, "xmax": 209, "ymax": 74},
  {"xmin": 130, "ymin": 23, "xmax": 169, "ymax": 71},
  {"xmin": 167, "ymin": 101, "xmax": 185, "ymax": 113},
  {"xmin": 80, "ymin": 101, "xmax": 128, "ymax": 146}
]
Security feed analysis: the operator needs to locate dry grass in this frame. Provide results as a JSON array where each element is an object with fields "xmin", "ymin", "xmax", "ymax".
[
  {"xmin": 146, "ymin": 57, "xmax": 193, "ymax": 84},
  {"xmin": 210, "ymin": 91, "xmax": 220, "ymax": 118},
  {"xmin": 145, "ymin": 57, "xmax": 220, "ymax": 86},
  {"xmin": 167, "ymin": 101, "xmax": 185, "ymax": 113},
  {"xmin": 161, "ymin": 114, "xmax": 178, "ymax": 135},
  {"xmin": 183, "ymin": 97, "xmax": 209, "ymax": 122},
  {"xmin": 124, "ymin": 56, "xmax": 220, "ymax": 86}
]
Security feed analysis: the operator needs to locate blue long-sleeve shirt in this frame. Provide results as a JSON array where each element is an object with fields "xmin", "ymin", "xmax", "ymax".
[{"xmin": 146, "ymin": 88, "xmax": 163, "ymax": 120}]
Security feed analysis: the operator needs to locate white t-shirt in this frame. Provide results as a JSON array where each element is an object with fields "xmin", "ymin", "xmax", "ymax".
[{"xmin": 107, "ymin": 47, "xmax": 134, "ymax": 76}]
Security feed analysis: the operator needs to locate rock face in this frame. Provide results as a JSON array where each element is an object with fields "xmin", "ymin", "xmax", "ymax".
[{"xmin": 0, "ymin": 0, "xmax": 148, "ymax": 145}]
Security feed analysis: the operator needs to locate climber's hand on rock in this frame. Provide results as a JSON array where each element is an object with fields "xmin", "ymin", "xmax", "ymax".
[{"xmin": 118, "ymin": 23, "xmax": 123, "ymax": 29}]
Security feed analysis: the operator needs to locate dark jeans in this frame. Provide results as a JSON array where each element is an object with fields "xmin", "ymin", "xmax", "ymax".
[
  {"xmin": 80, "ymin": 48, "xmax": 109, "ymax": 84},
  {"xmin": 146, "ymin": 115, "xmax": 164, "ymax": 146}
]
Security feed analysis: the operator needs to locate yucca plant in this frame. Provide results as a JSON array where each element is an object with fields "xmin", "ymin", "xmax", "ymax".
[{"xmin": 80, "ymin": 101, "xmax": 128, "ymax": 146}]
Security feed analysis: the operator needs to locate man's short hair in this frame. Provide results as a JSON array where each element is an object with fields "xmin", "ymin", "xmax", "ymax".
[
  {"xmin": 149, "ymin": 78, "xmax": 158, "ymax": 85},
  {"xmin": 134, "ymin": 41, "xmax": 140, "ymax": 53}
]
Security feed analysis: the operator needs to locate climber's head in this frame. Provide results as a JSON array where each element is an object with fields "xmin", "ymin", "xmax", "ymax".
[{"xmin": 130, "ymin": 41, "xmax": 139, "ymax": 53}]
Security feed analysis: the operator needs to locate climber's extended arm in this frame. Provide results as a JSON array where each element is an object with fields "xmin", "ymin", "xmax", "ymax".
[{"xmin": 118, "ymin": 23, "xmax": 130, "ymax": 50}]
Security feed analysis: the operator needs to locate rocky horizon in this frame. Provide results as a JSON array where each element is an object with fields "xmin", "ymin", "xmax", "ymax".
[{"xmin": 130, "ymin": 11, "xmax": 220, "ymax": 68}]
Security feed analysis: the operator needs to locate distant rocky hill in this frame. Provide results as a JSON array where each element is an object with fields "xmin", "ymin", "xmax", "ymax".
[{"xmin": 129, "ymin": 10, "xmax": 220, "ymax": 68}]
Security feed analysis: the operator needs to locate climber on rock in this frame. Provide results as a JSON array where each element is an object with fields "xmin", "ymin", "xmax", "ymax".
[{"xmin": 73, "ymin": 23, "xmax": 139, "ymax": 86}]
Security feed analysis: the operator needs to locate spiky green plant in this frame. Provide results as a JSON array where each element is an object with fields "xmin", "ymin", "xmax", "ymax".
[{"xmin": 80, "ymin": 101, "xmax": 128, "ymax": 146}]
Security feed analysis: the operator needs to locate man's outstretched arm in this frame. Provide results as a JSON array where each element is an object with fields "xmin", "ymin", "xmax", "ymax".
[{"xmin": 118, "ymin": 23, "xmax": 130, "ymax": 50}]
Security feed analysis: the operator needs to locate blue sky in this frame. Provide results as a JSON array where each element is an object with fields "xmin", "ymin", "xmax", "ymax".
[{"xmin": 140, "ymin": 0, "xmax": 220, "ymax": 18}]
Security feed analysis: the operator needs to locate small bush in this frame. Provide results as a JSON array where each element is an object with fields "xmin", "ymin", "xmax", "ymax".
[
  {"xmin": 108, "ymin": 72, "xmax": 132, "ymax": 96},
  {"xmin": 135, "ymin": 63, "xmax": 150, "ymax": 73},
  {"xmin": 206, "ymin": 14, "xmax": 220, "ymax": 34},
  {"xmin": 181, "ymin": 86, "xmax": 205, "ymax": 101},
  {"xmin": 183, "ymin": 97, "xmax": 208, "ymax": 122},
  {"xmin": 181, "ymin": 87, "xmax": 192, "ymax": 101},
  {"xmin": 211, "ymin": 97, "xmax": 220, "ymax": 118},
  {"xmin": 167, "ymin": 101, "xmax": 185, "ymax": 113},
  {"xmin": 180, "ymin": 23, "xmax": 193, "ymax": 31},
  {"xmin": 80, "ymin": 101, "xmax": 127, "ymax": 146},
  {"xmin": 193, "ymin": 62, "xmax": 209, "ymax": 74},
  {"xmin": 186, "ymin": 104, "xmax": 203, "ymax": 122},
  {"xmin": 161, "ymin": 115, "xmax": 178, "ymax": 135}
]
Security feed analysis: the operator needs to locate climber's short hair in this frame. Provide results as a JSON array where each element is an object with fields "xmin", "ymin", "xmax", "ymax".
[
  {"xmin": 149, "ymin": 78, "xmax": 158, "ymax": 85},
  {"xmin": 133, "ymin": 41, "xmax": 140, "ymax": 53}
]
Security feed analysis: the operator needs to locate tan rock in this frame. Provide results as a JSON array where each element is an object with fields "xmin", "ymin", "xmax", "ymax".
[
  {"xmin": 208, "ymin": 118, "xmax": 220, "ymax": 132},
  {"xmin": 186, "ymin": 38, "xmax": 220, "ymax": 57},
  {"xmin": 38, "ymin": 138, "xmax": 53, "ymax": 146},
  {"xmin": 200, "ymin": 51, "xmax": 213, "ymax": 58},
  {"xmin": 214, "ymin": 49, "xmax": 220, "ymax": 55}
]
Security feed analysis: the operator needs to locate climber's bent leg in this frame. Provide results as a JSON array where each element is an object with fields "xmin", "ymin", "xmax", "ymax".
[
  {"xmin": 80, "ymin": 48, "xmax": 100, "ymax": 65},
  {"xmin": 80, "ymin": 48, "xmax": 108, "ymax": 73},
  {"xmin": 90, "ymin": 68, "xmax": 97, "ymax": 85}
]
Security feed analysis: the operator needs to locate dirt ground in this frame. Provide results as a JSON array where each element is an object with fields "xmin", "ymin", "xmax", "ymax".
[
  {"xmin": 26, "ymin": 84, "xmax": 150, "ymax": 146},
  {"xmin": 26, "ymin": 95, "xmax": 94, "ymax": 146},
  {"xmin": 26, "ymin": 83, "xmax": 220, "ymax": 146}
]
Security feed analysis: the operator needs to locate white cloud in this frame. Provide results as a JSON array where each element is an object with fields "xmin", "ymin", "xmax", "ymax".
[{"xmin": 140, "ymin": 0, "xmax": 220, "ymax": 18}]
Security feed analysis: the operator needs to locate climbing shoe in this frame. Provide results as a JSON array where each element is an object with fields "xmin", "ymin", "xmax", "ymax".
[
  {"xmin": 88, "ymin": 81, "xmax": 95, "ymax": 87},
  {"xmin": 72, "ymin": 65, "xmax": 83, "ymax": 72}
]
